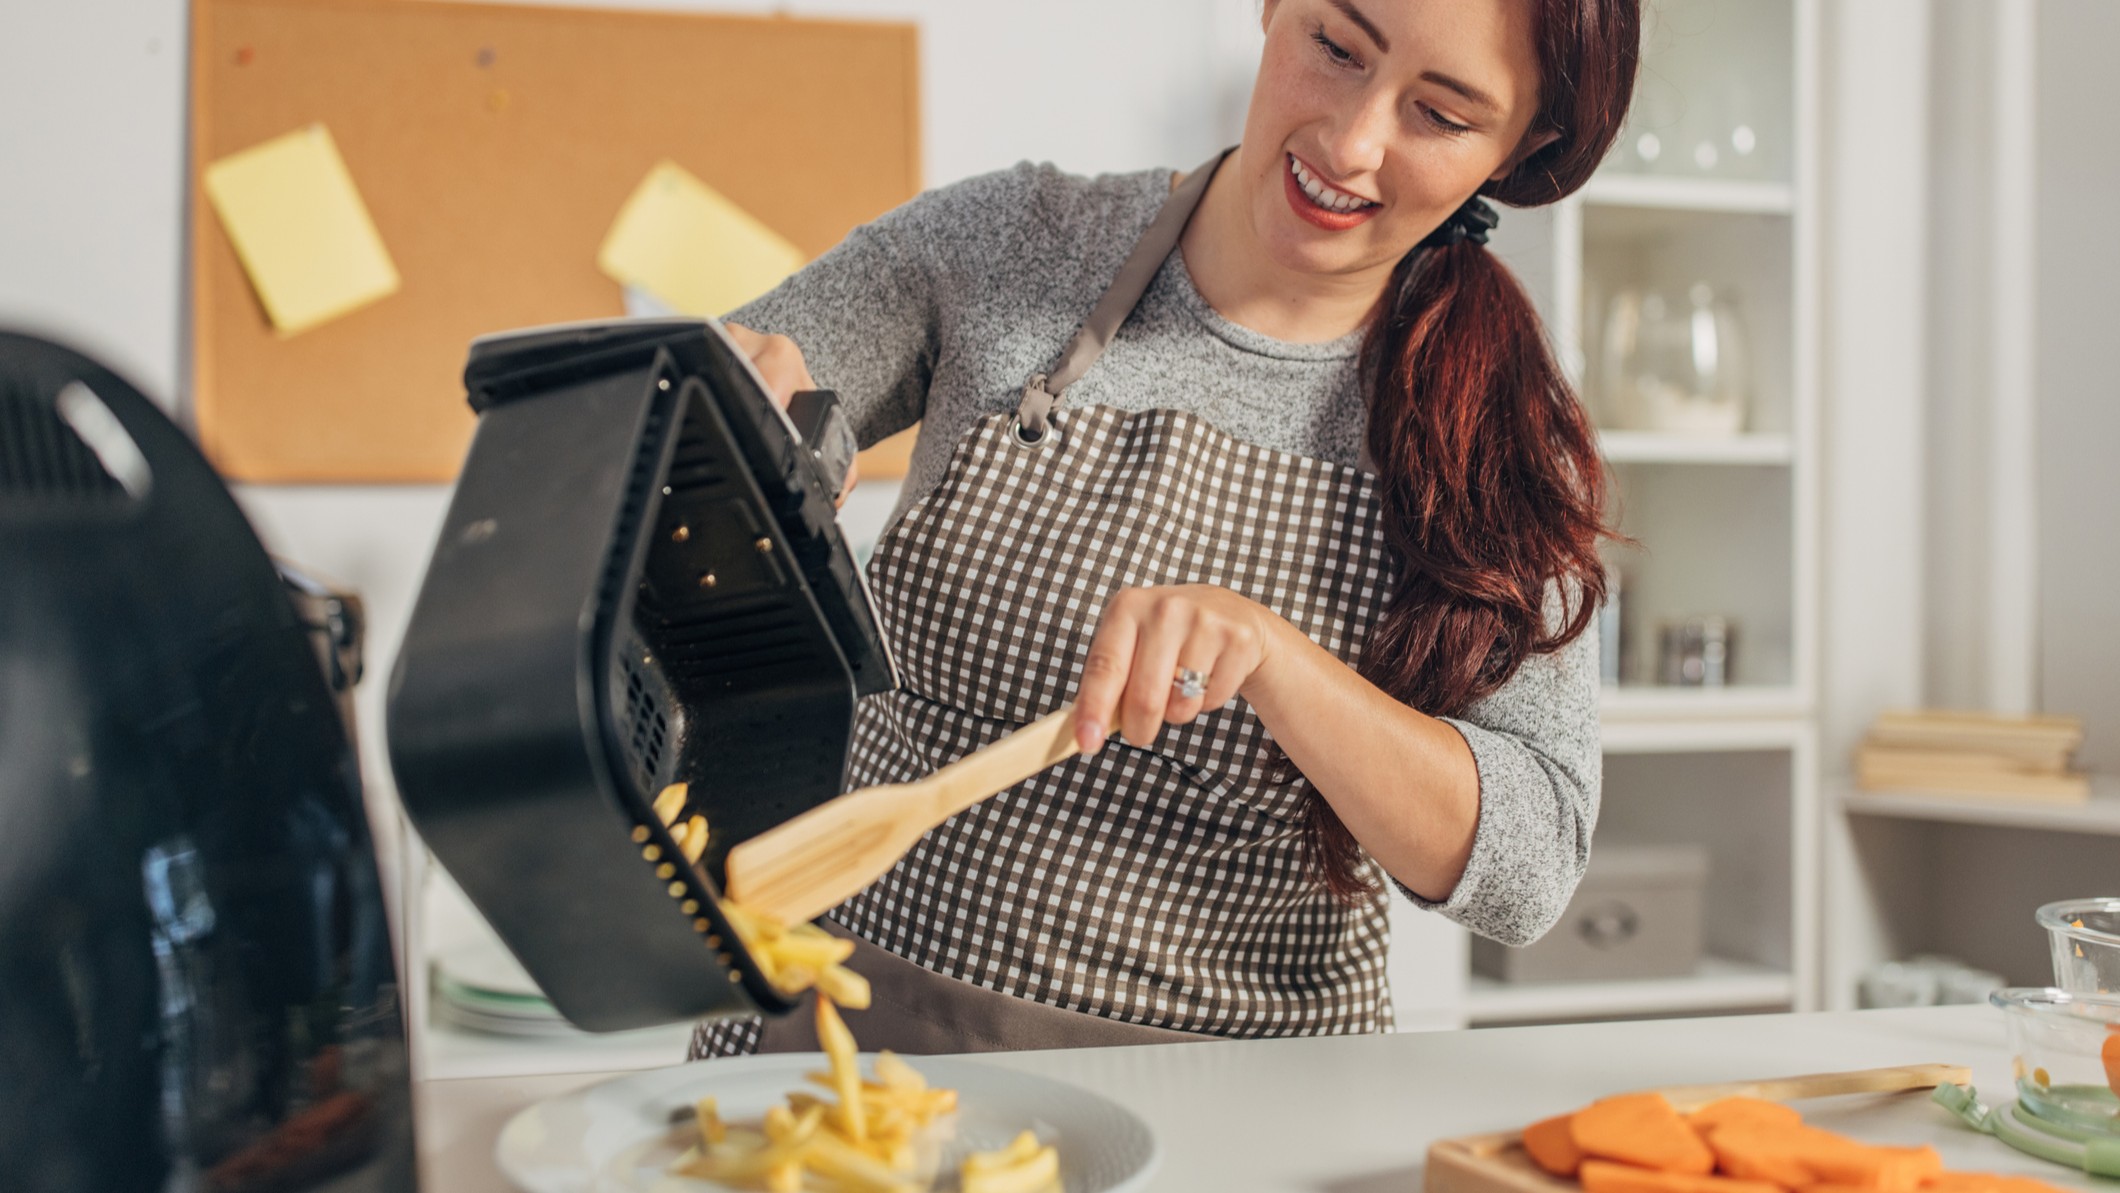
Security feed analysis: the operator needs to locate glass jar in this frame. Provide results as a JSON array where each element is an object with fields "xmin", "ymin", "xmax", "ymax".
[
  {"xmin": 1988, "ymin": 987, "xmax": 2120, "ymax": 1136},
  {"xmin": 1598, "ymin": 283, "xmax": 1751, "ymax": 435},
  {"xmin": 2039, "ymin": 897, "xmax": 2120, "ymax": 995}
]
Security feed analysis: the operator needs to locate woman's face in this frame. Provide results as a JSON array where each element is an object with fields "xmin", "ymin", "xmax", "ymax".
[{"xmin": 1242, "ymin": 0, "xmax": 1548, "ymax": 280}]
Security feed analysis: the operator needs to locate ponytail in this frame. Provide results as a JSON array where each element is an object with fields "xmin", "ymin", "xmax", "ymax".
[{"xmin": 1298, "ymin": 0, "xmax": 1641, "ymax": 902}]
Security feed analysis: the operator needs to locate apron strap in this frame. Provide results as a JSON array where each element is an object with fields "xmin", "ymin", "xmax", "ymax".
[{"xmin": 1016, "ymin": 148, "xmax": 1234, "ymax": 438}]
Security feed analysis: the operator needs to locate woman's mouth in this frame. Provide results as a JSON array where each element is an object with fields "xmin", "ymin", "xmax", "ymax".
[{"xmin": 1283, "ymin": 153, "xmax": 1380, "ymax": 230}]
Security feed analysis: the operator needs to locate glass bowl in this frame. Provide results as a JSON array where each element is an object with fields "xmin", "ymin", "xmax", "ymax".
[
  {"xmin": 1989, "ymin": 987, "xmax": 2120, "ymax": 1136},
  {"xmin": 2039, "ymin": 898, "xmax": 2120, "ymax": 994}
]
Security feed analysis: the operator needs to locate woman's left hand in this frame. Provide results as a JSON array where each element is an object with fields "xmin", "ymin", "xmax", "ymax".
[{"xmin": 1072, "ymin": 585, "xmax": 1284, "ymax": 755}]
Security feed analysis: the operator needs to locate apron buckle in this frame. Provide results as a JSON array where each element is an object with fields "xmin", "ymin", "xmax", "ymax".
[{"xmin": 1013, "ymin": 374, "xmax": 1058, "ymax": 447}]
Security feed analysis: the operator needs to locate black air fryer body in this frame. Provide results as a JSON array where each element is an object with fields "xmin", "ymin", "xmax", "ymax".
[{"xmin": 0, "ymin": 333, "xmax": 414, "ymax": 1192}]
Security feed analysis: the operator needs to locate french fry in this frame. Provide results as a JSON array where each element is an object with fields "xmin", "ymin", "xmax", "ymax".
[
  {"xmin": 814, "ymin": 960, "xmax": 873, "ymax": 1010},
  {"xmin": 682, "ymin": 813, "xmax": 710, "ymax": 862},
  {"xmin": 765, "ymin": 932, "xmax": 858, "ymax": 969},
  {"xmin": 696, "ymin": 1095, "xmax": 726, "ymax": 1146},
  {"xmin": 875, "ymin": 1050, "xmax": 925, "ymax": 1092},
  {"xmin": 800, "ymin": 1129, "xmax": 919, "ymax": 1193},
  {"xmin": 816, "ymin": 996, "xmax": 867, "ymax": 1145},
  {"xmin": 653, "ymin": 782, "xmax": 688, "ymax": 825},
  {"xmin": 960, "ymin": 1132, "xmax": 1061, "ymax": 1193},
  {"xmin": 964, "ymin": 1131, "xmax": 1042, "ymax": 1174}
]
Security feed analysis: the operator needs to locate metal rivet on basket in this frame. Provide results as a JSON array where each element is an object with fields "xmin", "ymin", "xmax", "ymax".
[
  {"xmin": 680, "ymin": 899, "xmax": 699, "ymax": 915},
  {"xmin": 642, "ymin": 845, "xmax": 661, "ymax": 862},
  {"xmin": 667, "ymin": 881, "xmax": 686, "ymax": 898},
  {"xmin": 698, "ymin": 572, "xmax": 718, "ymax": 589},
  {"xmin": 630, "ymin": 825, "xmax": 650, "ymax": 844},
  {"xmin": 672, "ymin": 524, "xmax": 690, "ymax": 543},
  {"xmin": 753, "ymin": 537, "xmax": 771, "ymax": 553},
  {"xmin": 693, "ymin": 918, "xmax": 711, "ymax": 933},
  {"xmin": 655, "ymin": 863, "xmax": 675, "ymax": 880},
  {"xmin": 657, "ymin": 378, "xmax": 670, "ymax": 391}
]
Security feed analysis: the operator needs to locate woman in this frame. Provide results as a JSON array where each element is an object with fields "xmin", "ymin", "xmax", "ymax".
[{"xmin": 694, "ymin": 0, "xmax": 1637, "ymax": 1056}]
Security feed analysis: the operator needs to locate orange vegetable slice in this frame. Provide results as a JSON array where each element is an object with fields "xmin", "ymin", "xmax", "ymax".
[
  {"xmin": 1701, "ymin": 1125, "xmax": 1818, "ymax": 1188},
  {"xmin": 2102, "ymin": 1029, "xmax": 2120, "ymax": 1098},
  {"xmin": 1781, "ymin": 1132, "xmax": 1939, "ymax": 1193},
  {"xmin": 1689, "ymin": 1098, "xmax": 1805, "ymax": 1135},
  {"xmin": 1581, "ymin": 1159, "xmax": 1784, "ymax": 1193},
  {"xmin": 1923, "ymin": 1175, "xmax": 2076, "ymax": 1193},
  {"xmin": 1572, "ymin": 1093, "xmax": 1717, "ymax": 1176},
  {"xmin": 1524, "ymin": 1113, "xmax": 1586, "ymax": 1178}
]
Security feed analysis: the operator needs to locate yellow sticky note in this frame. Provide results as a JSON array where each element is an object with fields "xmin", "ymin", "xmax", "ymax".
[
  {"xmin": 597, "ymin": 161, "xmax": 806, "ymax": 317},
  {"xmin": 202, "ymin": 124, "xmax": 400, "ymax": 337}
]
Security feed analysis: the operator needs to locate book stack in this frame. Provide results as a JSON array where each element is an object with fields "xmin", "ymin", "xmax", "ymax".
[{"xmin": 1856, "ymin": 709, "xmax": 2090, "ymax": 803}]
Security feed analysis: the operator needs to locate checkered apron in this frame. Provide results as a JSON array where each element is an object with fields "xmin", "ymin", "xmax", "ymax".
[{"xmin": 693, "ymin": 152, "xmax": 1397, "ymax": 1058}]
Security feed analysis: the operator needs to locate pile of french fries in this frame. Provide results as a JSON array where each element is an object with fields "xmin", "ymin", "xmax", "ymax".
[
  {"xmin": 653, "ymin": 782, "xmax": 711, "ymax": 865},
  {"xmin": 666, "ymin": 901, "xmax": 1062, "ymax": 1193}
]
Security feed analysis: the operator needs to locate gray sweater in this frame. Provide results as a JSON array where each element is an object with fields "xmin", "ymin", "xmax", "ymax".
[{"xmin": 731, "ymin": 161, "xmax": 1600, "ymax": 948}]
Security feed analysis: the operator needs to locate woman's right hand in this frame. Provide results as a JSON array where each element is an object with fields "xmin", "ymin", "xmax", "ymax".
[{"xmin": 725, "ymin": 322, "xmax": 859, "ymax": 501}]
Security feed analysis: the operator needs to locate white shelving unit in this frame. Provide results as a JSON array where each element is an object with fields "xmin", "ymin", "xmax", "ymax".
[
  {"xmin": 1580, "ymin": 175, "xmax": 1795, "ymax": 216},
  {"xmin": 1390, "ymin": 0, "xmax": 1823, "ymax": 1030},
  {"xmin": 1840, "ymin": 778, "xmax": 2120, "ymax": 839},
  {"xmin": 1597, "ymin": 430, "xmax": 1793, "ymax": 466}
]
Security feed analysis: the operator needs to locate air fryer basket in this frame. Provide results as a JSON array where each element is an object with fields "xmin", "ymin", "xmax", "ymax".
[{"xmin": 389, "ymin": 317, "xmax": 894, "ymax": 1031}]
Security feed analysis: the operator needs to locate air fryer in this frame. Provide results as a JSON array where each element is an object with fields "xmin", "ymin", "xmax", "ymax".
[{"xmin": 0, "ymin": 332, "xmax": 415, "ymax": 1192}]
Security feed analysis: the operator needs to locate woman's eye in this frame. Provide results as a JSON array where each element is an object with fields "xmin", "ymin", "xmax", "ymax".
[
  {"xmin": 1421, "ymin": 104, "xmax": 1474, "ymax": 136},
  {"xmin": 1310, "ymin": 29, "xmax": 1359, "ymax": 68}
]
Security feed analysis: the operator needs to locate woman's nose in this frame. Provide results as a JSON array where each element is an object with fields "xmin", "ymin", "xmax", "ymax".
[{"xmin": 1315, "ymin": 86, "xmax": 1395, "ymax": 178}]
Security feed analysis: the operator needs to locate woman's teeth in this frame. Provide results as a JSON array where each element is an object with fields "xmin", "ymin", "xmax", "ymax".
[{"xmin": 1289, "ymin": 155, "xmax": 1375, "ymax": 213}]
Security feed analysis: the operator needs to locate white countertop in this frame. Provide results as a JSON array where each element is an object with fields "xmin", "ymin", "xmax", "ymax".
[{"xmin": 414, "ymin": 1005, "xmax": 2106, "ymax": 1193}]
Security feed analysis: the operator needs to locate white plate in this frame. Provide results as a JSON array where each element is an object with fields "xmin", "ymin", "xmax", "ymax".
[{"xmin": 496, "ymin": 1053, "xmax": 1158, "ymax": 1193}]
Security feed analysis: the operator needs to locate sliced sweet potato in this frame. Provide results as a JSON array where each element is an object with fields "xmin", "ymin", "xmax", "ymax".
[
  {"xmin": 1921, "ymin": 1175, "xmax": 2074, "ymax": 1193},
  {"xmin": 1688, "ymin": 1097, "xmax": 1805, "ymax": 1134},
  {"xmin": 1572, "ymin": 1093, "xmax": 1717, "ymax": 1176},
  {"xmin": 1524, "ymin": 1113, "xmax": 1587, "ymax": 1178},
  {"xmin": 1580, "ymin": 1158, "xmax": 1784, "ymax": 1193},
  {"xmin": 2102, "ymin": 1029, "xmax": 2120, "ymax": 1097},
  {"xmin": 1701, "ymin": 1124, "xmax": 1818, "ymax": 1188},
  {"xmin": 1780, "ymin": 1132, "xmax": 1939, "ymax": 1193}
]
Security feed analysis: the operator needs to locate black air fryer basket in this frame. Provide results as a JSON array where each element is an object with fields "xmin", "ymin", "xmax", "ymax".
[{"xmin": 388, "ymin": 317, "xmax": 896, "ymax": 1032}]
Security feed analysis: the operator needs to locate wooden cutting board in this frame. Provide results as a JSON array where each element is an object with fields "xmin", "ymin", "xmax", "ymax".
[{"xmin": 1425, "ymin": 1063, "xmax": 1974, "ymax": 1193}]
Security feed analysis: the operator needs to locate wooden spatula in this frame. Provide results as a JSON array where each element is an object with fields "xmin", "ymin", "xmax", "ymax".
[{"xmin": 722, "ymin": 704, "xmax": 1092, "ymax": 924}]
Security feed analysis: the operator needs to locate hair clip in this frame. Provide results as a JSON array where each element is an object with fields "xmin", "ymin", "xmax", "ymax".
[{"xmin": 1420, "ymin": 196, "xmax": 1500, "ymax": 249}]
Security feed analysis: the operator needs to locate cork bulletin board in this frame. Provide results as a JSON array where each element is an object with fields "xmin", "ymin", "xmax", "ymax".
[{"xmin": 187, "ymin": 0, "xmax": 921, "ymax": 482}]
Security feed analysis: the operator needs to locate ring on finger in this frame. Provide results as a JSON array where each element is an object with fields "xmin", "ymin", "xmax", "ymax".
[{"xmin": 1172, "ymin": 666, "xmax": 1208, "ymax": 701}]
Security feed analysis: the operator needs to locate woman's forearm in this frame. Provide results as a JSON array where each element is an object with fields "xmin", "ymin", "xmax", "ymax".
[{"xmin": 1239, "ymin": 613, "xmax": 1482, "ymax": 903}]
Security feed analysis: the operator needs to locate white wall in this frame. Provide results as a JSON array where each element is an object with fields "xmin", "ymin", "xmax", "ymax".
[
  {"xmin": 2034, "ymin": 0, "xmax": 2120, "ymax": 773},
  {"xmin": 1919, "ymin": 0, "xmax": 2000, "ymax": 714}
]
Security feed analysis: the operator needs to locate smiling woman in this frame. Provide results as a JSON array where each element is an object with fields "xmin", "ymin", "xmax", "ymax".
[
  {"xmin": 1171, "ymin": 0, "xmax": 1640, "ymax": 901},
  {"xmin": 694, "ymin": 0, "xmax": 1641, "ymax": 1059}
]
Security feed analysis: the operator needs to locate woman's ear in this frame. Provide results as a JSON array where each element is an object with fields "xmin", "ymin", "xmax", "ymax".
[{"xmin": 1489, "ymin": 128, "xmax": 1563, "ymax": 181}]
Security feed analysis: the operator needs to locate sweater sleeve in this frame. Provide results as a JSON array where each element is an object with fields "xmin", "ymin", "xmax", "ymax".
[
  {"xmin": 1395, "ymin": 595, "xmax": 1603, "ymax": 947},
  {"xmin": 724, "ymin": 197, "xmax": 939, "ymax": 451}
]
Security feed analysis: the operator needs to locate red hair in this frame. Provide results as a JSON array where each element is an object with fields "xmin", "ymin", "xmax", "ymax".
[{"xmin": 1305, "ymin": 0, "xmax": 1641, "ymax": 900}]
